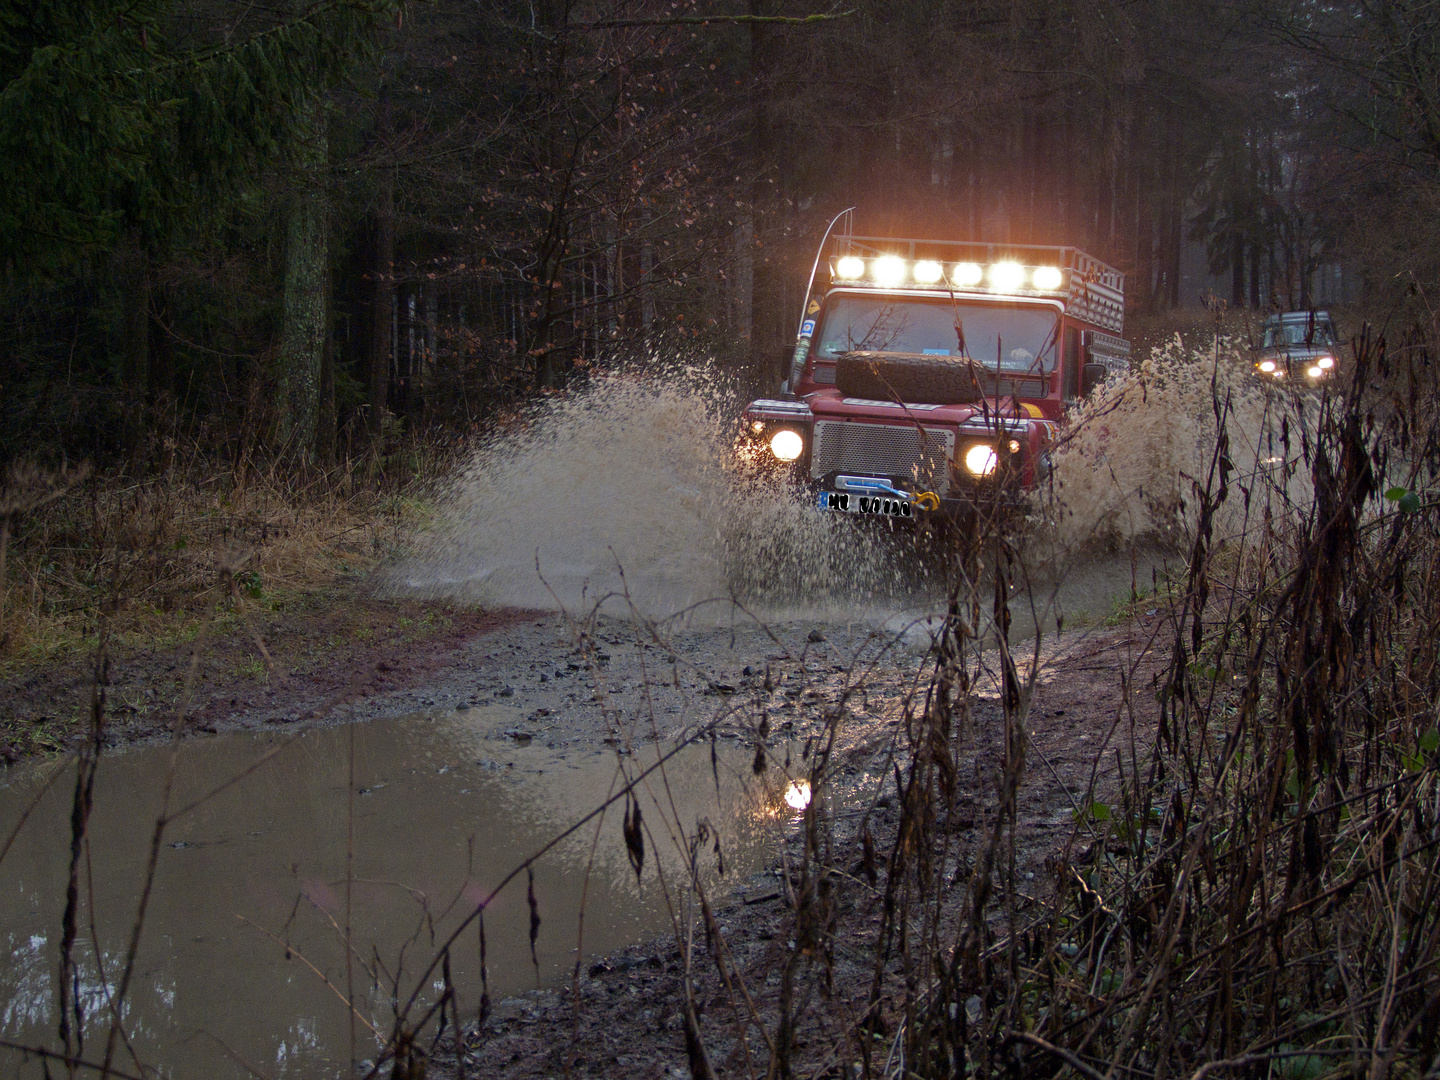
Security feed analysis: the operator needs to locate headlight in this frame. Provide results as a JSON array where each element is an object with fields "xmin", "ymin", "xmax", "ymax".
[
  {"xmin": 1259, "ymin": 360, "xmax": 1276, "ymax": 373},
  {"xmin": 1318, "ymin": 356, "xmax": 1335, "ymax": 369},
  {"xmin": 963, "ymin": 443, "xmax": 998, "ymax": 476},
  {"xmin": 1307, "ymin": 365, "xmax": 1324, "ymax": 379},
  {"xmin": 835, "ymin": 256, "xmax": 865, "ymax": 279},
  {"xmin": 1032, "ymin": 266, "xmax": 1063, "ymax": 290},
  {"xmin": 769, "ymin": 429, "xmax": 804, "ymax": 461}
]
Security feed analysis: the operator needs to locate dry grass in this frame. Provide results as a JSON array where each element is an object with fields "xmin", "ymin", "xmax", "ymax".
[{"xmin": 0, "ymin": 438, "xmax": 452, "ymax": 662}]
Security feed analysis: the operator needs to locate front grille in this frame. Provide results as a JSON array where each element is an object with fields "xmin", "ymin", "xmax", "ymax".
[{"xmin": 811, "ymin": 421, "xmax": 954, "ymax": 494}]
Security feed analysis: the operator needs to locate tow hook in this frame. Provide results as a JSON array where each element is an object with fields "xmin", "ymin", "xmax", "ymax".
[{"xmin": 913, "ymin": 491, "xmax": 940, "ymax": 511}]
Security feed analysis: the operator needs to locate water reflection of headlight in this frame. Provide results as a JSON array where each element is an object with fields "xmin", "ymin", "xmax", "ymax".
[{"xmin": 784, "ymin": 780, "xmax": 811, "ymax": 810}]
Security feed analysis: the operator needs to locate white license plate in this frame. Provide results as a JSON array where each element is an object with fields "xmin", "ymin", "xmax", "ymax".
[{"xmin": 817, "ymin": 491, "xmax": 914, "ymax": 518}]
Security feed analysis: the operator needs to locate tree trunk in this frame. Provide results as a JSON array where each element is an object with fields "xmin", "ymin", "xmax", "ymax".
[
  {"xmin": 119, "ymin": 234, "xmax": 151, "ymax": 465},
  {"xmin": 275, "ymin": 107, "xmax": 329, "ymax": 460},
  {"xmin": 1250, "ymin": 243, "xmax": 1262, "ymax": 308},
  {"xmin": 1232, "ymin": 233, "xmax": 1245, "ymax": 307},
  {"xmin": 318, "ymin": 329, "xmax": 336, "ymax": 465},
  {"xmin": 367, "ymin": 90, "xmax": 395, "ymax": 436}
]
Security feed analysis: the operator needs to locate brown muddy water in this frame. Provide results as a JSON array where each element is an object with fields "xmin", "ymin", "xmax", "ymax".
[{"xmin": 0, "ymin": 708, "xmax": 795, "ymax": 1078}]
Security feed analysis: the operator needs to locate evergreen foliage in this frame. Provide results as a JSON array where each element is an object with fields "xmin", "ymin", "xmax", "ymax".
[
  {"xmin": 0, "ymin": 0, "xmax": 394, "ymax": 275},
  {"xmin": 0, "ymin": 0, "xmax": 1434, "ymax": 468}
]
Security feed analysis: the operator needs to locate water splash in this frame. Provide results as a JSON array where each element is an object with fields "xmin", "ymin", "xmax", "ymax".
[
  {"xmin": 384, "ymin": 376, "xmax": 725, "ymax": 616},
  {"xmin": 1046, "ymin": 335, "xmax": 1318, "ymax": 552},
  {"xmin": 387, "ymin": 344, "xmax": 1318, "ymax": 623}
]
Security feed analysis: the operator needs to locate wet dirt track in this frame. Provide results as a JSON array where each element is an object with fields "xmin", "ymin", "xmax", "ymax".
[{"xmin": 0, "ymin": 588, "xmax": 1171, "ymax": 1079}]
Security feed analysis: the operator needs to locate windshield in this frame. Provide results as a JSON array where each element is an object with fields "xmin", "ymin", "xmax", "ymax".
[
  {"xmin": 814, "ymin": 296, "xmax": 1059, "ymax": 374},
  {"xmin": 1263, "ymin": 321, "xmax": 1336, "ymax": 348}
]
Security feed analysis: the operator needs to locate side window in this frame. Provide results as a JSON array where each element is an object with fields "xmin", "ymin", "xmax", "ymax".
[{"xmin": 1062, "ymin": 326, "xmax": 1081, "ymax": 399}]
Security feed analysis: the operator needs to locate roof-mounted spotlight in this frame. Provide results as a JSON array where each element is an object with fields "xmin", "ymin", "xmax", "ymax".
[
  {"xmin": 913, "ymin": 260, "xmax": 943, "ymax": 283},
  {"xmin": 1032, "ymin": 266, "xmax": 1063, "ymax": 290},
  {"xmin": 951, "ymin": 262, "xmax": 983, "ymax": 286},
  {"xmin": 872, "ymin": 256, "xmax": 906, "ymax": 287},
  {"xmin": 989, "ymin": 262, "xmax": 1024, "ymax": 290}
]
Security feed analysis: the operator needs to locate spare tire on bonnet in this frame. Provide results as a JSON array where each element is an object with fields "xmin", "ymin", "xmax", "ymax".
[{"xmin": 835, "ymin": 351, "xmax": 984, "ymax": 405}]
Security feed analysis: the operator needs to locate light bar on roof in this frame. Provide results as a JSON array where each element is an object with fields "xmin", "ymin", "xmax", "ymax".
[{"xmin": 827, "ymin": 256, "xmax": 1067, "ymax": 294}]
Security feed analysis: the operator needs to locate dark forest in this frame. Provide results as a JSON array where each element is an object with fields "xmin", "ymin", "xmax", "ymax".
[{"xmin": 4, "ymin": 0, "xmax": 1437, "ymax": 466}]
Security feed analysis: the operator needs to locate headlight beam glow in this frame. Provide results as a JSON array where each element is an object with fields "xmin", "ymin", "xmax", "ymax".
[
  {"xmin": 964, "ymin": 443, "xmax": 998, "ymax": 476},
  {"xmin": 1032, "ymin": 266, "xmax": 1063, "ymax": 290},
  {"xmin": 872, "ymin": 256, "xmax": 906, "ymax": 287},
  {"xmin": 769, "ymin": 429, "xmax": 804, "ymax": 461},
  {"xmin": 989, "ymin": 262, "xmax": 1025, "ymax": 290},
  {"xmin": 951, "ymin": 262, "xmax": 983, "ymax": 286}
]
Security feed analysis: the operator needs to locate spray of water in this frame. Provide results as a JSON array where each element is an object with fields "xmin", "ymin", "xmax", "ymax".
[
  {"xmin": 1046, "ymin": 334, "xmax": 1317, "ymax": 552},
  {"xmin": 383, "ymin": 370, "xmax": 938, "ymax": 622},
  {"xmin": 385, "ymin": 343, "xmax": 1319, "ymax": 624}
]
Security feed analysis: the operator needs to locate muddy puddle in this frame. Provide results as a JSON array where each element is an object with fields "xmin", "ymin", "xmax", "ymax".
[{"xmin": 0, "ymin": 708, "xmax": 800, "ymax": 1078}]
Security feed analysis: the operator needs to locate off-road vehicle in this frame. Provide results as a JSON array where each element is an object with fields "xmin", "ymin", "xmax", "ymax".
[{"xmin": 740, "ymin": 214, "xmax": 1130, "ymax": 522}]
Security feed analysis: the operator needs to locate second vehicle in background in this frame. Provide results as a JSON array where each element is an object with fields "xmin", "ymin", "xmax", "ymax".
[{"xmin": 1254, "ymin": 310, "xmax": 1340, "ymax": 383}]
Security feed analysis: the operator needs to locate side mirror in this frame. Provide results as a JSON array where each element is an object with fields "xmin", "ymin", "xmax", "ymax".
[{"xmin": 1081, "ymin": 362, "xmax": 1108, "ymax": 396}]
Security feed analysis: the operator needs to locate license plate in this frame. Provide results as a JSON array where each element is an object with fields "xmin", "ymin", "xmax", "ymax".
[{"xmin": 817, "ymin": 491, "xmax": 914, "ymax": 518}]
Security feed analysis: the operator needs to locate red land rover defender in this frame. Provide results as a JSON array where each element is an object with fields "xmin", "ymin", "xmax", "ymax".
[{"xmin": 741, "ymin": 219, "xmax": 1130, "ymax": 522}]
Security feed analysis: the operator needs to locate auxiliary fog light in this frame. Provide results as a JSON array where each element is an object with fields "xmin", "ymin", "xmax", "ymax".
[
  {"xmin": 784, "ymin": 779, "xmax": 812, "ymax": 811},
  {"xmin": 1259, "ymin": 360, "xmax": 1276, "ymax": 373},
  {"xmin": 769, "ymin": 429, "xmax": 804, "ymax": 462},
  {"xmin": 1032, "ymin": 266, "xmax": 1063, "ymax": 290},
  {"xmin": 913, "ymin": 260, "xmax": 943, "ymax": 283},
  {"xmin": 951, "ymin": 262, "xmax": 983, "ymax": 286},
  {"xmin": 872, "ymin": 255, "xmax": 906, "ymax": 287},
  {"xmin": 964, "ymin": 443, "xmax": 998, "ymax": 476},
  {"xmin": 835, "ymin": 256, "xmax": 866, "ymax": 279},
  {"xmin": 989, "ymin": 261, "xmax": 1025, "ymax": 290},
  {"xmin": 1318, "ymin": 355, "xmax": 1335, "ymax": 369},
  {"xmin": 1307, "ymin": 366, "xmax": 1325, "ymax": 379}
]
